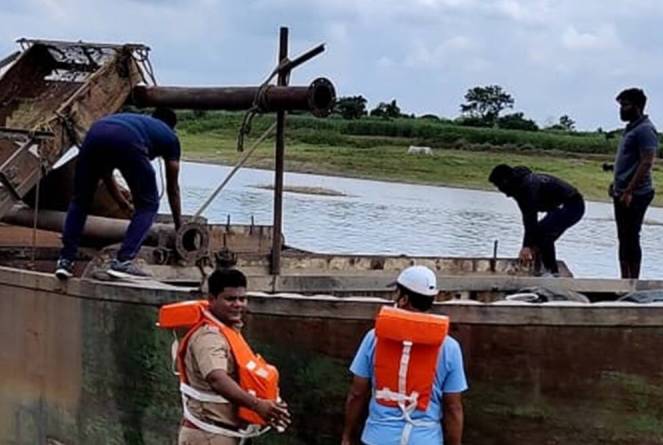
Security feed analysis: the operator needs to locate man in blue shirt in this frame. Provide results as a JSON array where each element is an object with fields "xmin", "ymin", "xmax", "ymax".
[
  {"xmin": 342, "ymin": 266, "xmax": 468, "ymax": 445},
  {"xmin": 611, "ymin": 88, "xmax": 658, "ymax": 278},
  {"xmin": 55, "ymin": 108, "xmax": 182, "ymax": 279}
]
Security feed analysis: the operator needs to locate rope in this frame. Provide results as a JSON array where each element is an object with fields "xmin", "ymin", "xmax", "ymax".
[
  {"xmin": 194, "ymin": 122, "xmax": 276, "ymax": 218},
  {"xmin": 236, "ymin": 59, "xmax": 289, "ymax": 152}
]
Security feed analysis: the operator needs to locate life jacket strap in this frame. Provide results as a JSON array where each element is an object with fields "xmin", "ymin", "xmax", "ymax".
[
  {"xmin": 398, "ymin": 341, "xmax": 413, "ymax": 395},
  {"xmin": 376, "ymin": 339, "xmax": 440, "ymax": 445},
  {"xmin": 181, "ymin": 393, "xmax": 270, "ymax": 442},
  {"xmin": 181, "ymin": 382, "xmax": 230, "ymax": 404}
]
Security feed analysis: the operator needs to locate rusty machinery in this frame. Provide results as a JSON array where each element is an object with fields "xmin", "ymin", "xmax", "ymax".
[{"xmin": 0, "ymin": 28, "xmax": 336, "ymax": 273}]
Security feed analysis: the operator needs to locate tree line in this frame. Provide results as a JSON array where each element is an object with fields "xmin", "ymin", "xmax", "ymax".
[{"xmin": 334, "ymin": 85, "xmax": 576, "ymax": 132}]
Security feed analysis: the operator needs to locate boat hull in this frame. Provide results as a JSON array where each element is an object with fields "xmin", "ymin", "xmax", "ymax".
[{"xmin": 1, "ymin": 267, "xmax": 663, "ymax": 444}]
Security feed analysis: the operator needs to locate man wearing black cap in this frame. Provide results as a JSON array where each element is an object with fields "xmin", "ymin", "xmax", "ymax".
[{"xmin": 489, "ymin": 164, "xmax": 585, "ymax": 276}]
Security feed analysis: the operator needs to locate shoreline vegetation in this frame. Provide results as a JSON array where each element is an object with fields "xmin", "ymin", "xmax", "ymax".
[{"xmin": 177, "ymin": 111, "xmax": 663, "ymax": 206}]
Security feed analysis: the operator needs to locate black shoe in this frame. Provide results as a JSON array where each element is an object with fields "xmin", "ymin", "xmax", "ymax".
[{"xmin": 55, "ymin": 258, "xmax": 74, "ymax": 279}]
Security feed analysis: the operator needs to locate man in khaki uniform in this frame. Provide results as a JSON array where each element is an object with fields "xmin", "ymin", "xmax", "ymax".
[{"xmin": 178, "ymin": 269, "xmax": 290, "ymax": 445}]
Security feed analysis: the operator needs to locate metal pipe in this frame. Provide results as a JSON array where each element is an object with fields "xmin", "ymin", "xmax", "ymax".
[
  {"xmin": 130, "ymin": 78, "xmax": 336, "ymax": 117},
  {"xmin": 1, "ymin": 206, "xmax": 172, "ymax": 247},
  {"xmin": 271, "ymin": 26, "xmax": 289, "ymax": 276}
]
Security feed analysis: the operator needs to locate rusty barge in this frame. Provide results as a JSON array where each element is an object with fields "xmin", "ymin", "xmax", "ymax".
[{"xmin": 0, "ymin": 32, "xmax": 662, "ymax": 445}]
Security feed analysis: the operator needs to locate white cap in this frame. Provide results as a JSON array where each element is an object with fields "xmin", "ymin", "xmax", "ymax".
[{"xmin": 393, "ymin": 265, "xmax": 438, "ymax": 297}]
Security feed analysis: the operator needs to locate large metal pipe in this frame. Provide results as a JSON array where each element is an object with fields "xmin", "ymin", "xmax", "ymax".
[
  {"xmin": 131, "ymin": 77, "xmax": 336, "ymax": 117},
  {"xmin": 3, "ymin": 207, "xmax": 211, "ymax": 263},
  {"xmin": 1, "ymin": 206, "xmax": 170, "ymax": 247}
]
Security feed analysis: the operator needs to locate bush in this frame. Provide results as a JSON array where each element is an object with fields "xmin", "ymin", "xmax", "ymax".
[{"xmin": 178, "ymin": 111, "xmax": 631, "ymax": 155}]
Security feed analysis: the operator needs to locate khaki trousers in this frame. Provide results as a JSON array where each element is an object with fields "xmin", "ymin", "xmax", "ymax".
[{"xmin": 178, "ymin": 426, "xmax": 240, "ymax": 445}]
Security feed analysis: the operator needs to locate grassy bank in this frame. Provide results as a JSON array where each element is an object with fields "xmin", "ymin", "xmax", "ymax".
[{"xmin": 177, "ymin": 112, "xmax": 663, "ymax": 206}]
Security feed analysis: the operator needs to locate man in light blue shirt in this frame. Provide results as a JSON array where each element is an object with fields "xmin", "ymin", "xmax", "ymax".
[{"xmin": 342, "ymin": 266, "xmax": 468, "ymax": 445}]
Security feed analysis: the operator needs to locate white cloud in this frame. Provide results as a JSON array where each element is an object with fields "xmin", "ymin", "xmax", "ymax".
[
  {"xmin": 404, "ymin": 36, "xmax": 478, "ymax": 68},
  {"xmin": 377, "ymin": 56, "xmax": 395, "ymax": 68},
  {"xmin": 561, "ymin": 25, "xmax": 621, "ymax": 50},
  {"xmin": 1, "ymin": 0, "xmax": 662, "ymax": 129}
]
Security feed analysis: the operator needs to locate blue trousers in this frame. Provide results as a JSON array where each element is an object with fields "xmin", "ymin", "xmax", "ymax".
[{"xmin": 60, "ymin": 122, "xmax": 159, "ymax": 262}]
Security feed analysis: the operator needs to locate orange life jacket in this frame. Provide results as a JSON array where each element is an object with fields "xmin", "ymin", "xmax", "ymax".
[
  {"xmin": 374, "ymin": 306, "xmax": 449, "ymax": 412},
  {"xmin": 158, "ymin": 300, "xmax": 279, "ymax": 427}
]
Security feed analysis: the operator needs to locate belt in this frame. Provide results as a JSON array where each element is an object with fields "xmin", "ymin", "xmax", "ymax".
[{"xmin": 182, "ymin": 418, "xmax": 241, "ymax": 432}]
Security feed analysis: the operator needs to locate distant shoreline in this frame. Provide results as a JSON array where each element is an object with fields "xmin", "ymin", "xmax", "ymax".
[{"xmin": 182, "ymin": 154, "xmax": 650, "ymax": 207}]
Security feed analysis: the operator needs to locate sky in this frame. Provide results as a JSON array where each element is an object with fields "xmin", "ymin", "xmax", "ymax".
[{"xmin": 2, "ymin": 0, "xmax": 663, "ymax": 130}]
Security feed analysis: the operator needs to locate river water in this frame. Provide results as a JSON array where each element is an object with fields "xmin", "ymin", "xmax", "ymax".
[{"xmin": 169, "ymin": 161, "xmax": 663, "ymax": 279}]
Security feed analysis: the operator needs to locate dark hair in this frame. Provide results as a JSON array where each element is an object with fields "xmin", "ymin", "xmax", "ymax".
[
  {"xmin": 152, "ymin": 107, "xmax": 177, "ymax": 129},
  {"xmin": 489, "ymin": 163, "xmax": 513, "ymax": 186},
  {"xmin": 208, "ymin": 269, "xmax": 247, "ymax": 296},
  {"xmin": 397, "ymin": 283, "xmax": 434, "ymax": 311},
  {"xmin": 616, "ymin": 88, "xmax": 647, "ymax": 111}
]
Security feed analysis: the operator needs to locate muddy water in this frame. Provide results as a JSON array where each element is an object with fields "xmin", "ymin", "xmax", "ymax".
[{"xmin": 170, "ymin": 161, "xmax": 663, "ymax": 279}]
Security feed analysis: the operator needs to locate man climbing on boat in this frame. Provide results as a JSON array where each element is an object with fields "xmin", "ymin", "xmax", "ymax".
[
  {"xmin": 159, "ymin": 268, "xmax": 291, "ymax": 445},
  {"xmin": 489, "ymin": 164, "xmax": 585, "ymax": 277},
  {"xmin": 342, "ymin": 265, "xmax": 467, "ymax": 445},
  {"xmin": 54, "ymin": 109, "xmax": 182, "ymax": 279}
]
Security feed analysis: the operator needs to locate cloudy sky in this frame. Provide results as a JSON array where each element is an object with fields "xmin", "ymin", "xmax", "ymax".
[{"xmin": 2, "ymin": 0, "xmax": 662, "ymax": 130}]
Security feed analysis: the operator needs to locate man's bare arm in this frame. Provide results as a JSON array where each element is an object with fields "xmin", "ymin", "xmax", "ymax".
[
  {"xmin": 341, "ymin": 376, "xmax": 371, "ymax": 445},
  {"xmin": 621, "ymin": 151, "xmax": 655, "ymax": 206},
  {"xmin": 443, "ymin": 392, "xmax": 464, "ymax": 445},
  {"xmin": 165, "ymin": 160, "xmax": 182, "ymax": 230},
  {"xmin": 206, "ymin": 370, "xmax": 290, "ymax": 426},
  {"xmin": 626, "ymin": 151, "xmax": 655, "ymax": 194}
]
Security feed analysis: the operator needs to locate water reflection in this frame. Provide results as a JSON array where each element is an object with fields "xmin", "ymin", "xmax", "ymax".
[{"xmin": 169, "ymin": 162, "xmax": 663, "ymax": 279}]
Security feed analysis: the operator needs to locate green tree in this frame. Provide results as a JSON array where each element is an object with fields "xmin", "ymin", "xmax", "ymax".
[
  {"xmin": 558, "ymin": 114, "xmax": 576, "ymax": 131},
  {"xmin": 370, "ymin": 99, "xmax": 401, "ymax": 119},
  {"xmin": 334, "ymin": 96, "xmax": 367, "ymax": 120},
  {"xmin": 460, "ymin": 85, "xmax": 514, "ymax": 125},
  {"xmin": 547, "ymin": 115, "xmax": 577, "ymax": 132},
  {"xmin": 497, "ymin": 112, "xmax": 539, "ymax": 131}
]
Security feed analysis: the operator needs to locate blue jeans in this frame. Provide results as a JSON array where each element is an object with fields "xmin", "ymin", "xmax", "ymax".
[{"xmin": 60, "ymin": 121, "xmax": 159, "ymax": 262}]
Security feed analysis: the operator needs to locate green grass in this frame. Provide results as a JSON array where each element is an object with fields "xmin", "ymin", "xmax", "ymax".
[{"xmin": 177, "ymin": 112, "xmax": 663, "ymax": 206}]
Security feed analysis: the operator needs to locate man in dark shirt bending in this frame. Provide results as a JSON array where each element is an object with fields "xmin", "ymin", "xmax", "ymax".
[
  {"xmin": 489, "ymin": 164, "xmax": 585, "ymax": 276},
  {"xmin": 610, "ymin": 88, "xmax": 657, "ymax": 279},
  {"xmin": 55, "ymin": 108, "xmax": 182, "ymax": 279}
]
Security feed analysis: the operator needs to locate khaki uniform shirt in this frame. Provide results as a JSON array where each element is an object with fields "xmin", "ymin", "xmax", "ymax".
[{"xmin": 183, "ymin": 324, "xmax": 240, "ymax": 428}]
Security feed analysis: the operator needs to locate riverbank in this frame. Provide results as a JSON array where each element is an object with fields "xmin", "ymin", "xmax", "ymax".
[
  {"xmin": 180, "ymin": 132, "xmax": 663, "ymax": 206},
  {"xmin": 177, "ymin": 112, "xmax": 663, "ymax": 206}
]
